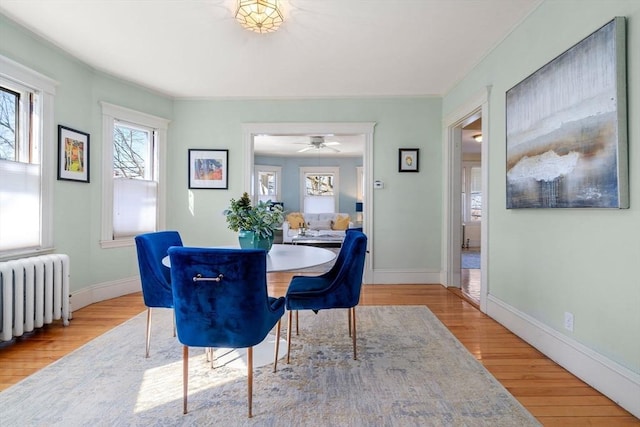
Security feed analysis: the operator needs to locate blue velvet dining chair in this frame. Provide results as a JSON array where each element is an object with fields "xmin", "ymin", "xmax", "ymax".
[
  {"xmin": 168, "ymin": 247, "xmax": 285, "ymax": 418},
  {"xmin": 285, "ymin": 230, "xmax": 367, "ymax": 363},
  {"xmin": 134, "ymin": 230, "xmax": 183, "ymax": 358}
]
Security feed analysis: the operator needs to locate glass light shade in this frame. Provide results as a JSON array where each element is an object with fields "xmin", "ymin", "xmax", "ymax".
[{"xmin": 235, "ymin": 0, "xmax": 283, "ymax": 33}]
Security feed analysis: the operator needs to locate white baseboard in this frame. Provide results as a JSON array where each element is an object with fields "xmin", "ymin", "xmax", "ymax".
[
  {"xmin": 70, "ymin": 276, "xmax": 141, "ymax": 312},
  {"xmin": 487, "ymin": 295, "xmax": 640, "ymax": 419},
  {"xmin": 370, "ymin": 269, "xmax": 441, "ymax": 284}
]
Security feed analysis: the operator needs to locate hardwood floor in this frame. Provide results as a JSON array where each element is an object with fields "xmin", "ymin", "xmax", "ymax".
[{"xmin": 1, "ymin": 279, "xmax": 638, "ymax": 426}]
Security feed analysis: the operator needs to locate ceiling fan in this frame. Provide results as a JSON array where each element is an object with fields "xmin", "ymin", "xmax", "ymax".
[{"xmin": 297, "ymin": 136, "xmax": 341, "ymax": 153}]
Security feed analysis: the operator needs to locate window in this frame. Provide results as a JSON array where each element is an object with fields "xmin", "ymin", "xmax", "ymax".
[
  {"xmin": 100, "ymin": 102, "xmax": 169, "ymax": 248},
  {"xmin": 462, "ymin": 162, "xmax": 482, "ymax": 222},
  {"xmin": 254, "ymin": 165, "xmax": 281, "ymax": 204},
  {"xmin": 305, "ymin": 173, "xmax": 334, "ymax": 196},
  {"xmin": 0, "ymin": 55, "xmax": 56, "ymax": 258},
  {"xmin": 300, "ymin": 167, "xmax": 339, "ymax": 213}
]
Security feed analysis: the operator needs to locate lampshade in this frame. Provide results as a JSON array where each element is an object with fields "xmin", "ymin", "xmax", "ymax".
[
  {"xmin": 473, "ymin": 134, "xmax": 483, "ymax": 143},
  {"xmin": 235, "ymin": 0, "xmax": 284, "ymax": 33}
]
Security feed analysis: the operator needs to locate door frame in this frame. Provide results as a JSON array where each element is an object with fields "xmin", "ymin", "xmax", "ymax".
[
  {"xmin": 442, "ymin": 88, "xmax": 490, "ymax": 313},
  {"xmin": 241, "ymin": 122, "xmax": 376, "ymax": 284}
]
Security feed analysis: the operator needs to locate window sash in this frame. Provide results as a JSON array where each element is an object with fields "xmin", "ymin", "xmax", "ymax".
[
  {"xmin": 112, "ymin": 177, "xmax": 157, "ymax": 238},
  {"xmin": 0, "ymin": 160, "xmax": 40, "ymax": 251}
]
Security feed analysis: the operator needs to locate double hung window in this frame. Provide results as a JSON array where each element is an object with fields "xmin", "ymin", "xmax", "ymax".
[
  {"xmin": 254, "ymin": 165, "xmax": 281, "ymax": 204},
  {"xmin": 100, "ymin": 102, "xmax": 169, "ymax": 247},
  {"xmin": 462, "ymin": 162, "xmax": 482, "ymax": 222},
  {"xmin": 300, "ymin": 167, "xmax": 339, "ymax": 213},
  {"xmin": 0, "ymin": 55, "xmax": 56, "ymax": 258}
]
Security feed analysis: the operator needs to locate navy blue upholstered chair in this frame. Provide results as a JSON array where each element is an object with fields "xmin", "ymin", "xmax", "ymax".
[
  {"xmin": 168, "ymin": 247, "xmax": 285, "ymax": 418},
  {"xmin": 135, "ymin": 230, "xmax": 183, "ymax": 358},
  {"xmin": 285, "ymin": 231, "xmax": 367, "ymax": 362}
]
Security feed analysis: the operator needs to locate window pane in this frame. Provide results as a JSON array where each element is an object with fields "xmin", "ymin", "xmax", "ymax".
[
  {"xmin": 258, "ymin": 171, "xmax": 276, "ymax": 196},
  {"xmin": 0, "ymin": 87, "xmax": 18, "ymax": 161},
  {"xmin": 113, "ymin": 123, "xmax": 152, "ymax": 179},
  {"xmin": 0, "ymin": 160, "xmax": 40, "ymax": 250},
  {"xmin": 113, "ymin": 178, "xmax": 157, "ymax": 238},
  {"xmin": 305, "ymin": 174, "xmax": 334, "ymax": 196},
  {"xmin": 470, "ymin": 166, "xmax": 482, "ymax": 221}
]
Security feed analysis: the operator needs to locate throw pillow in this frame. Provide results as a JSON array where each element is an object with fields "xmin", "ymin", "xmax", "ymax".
[
  {"xmin": 286, "ymin": 212, "xmax": 305, "ymax": 230},
  {"xmin": 308, "ymin": 219, "xmax": 332, "ymax": 230},
  {"xmin": 332, "ymin": 215, "xmax": 350, "ymax": 230}
]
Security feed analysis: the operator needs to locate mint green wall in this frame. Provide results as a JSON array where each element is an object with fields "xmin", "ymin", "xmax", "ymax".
[
  {"xmin": 443, "ymin": 0, "xmax": 640, "ymax": 373},
  {"xmin": 168, "ymin": 98, "xmax": 442, "ymax": 270},
  {"xmin": 0, "ymin": 14, "xmax": 174, "ymax": 292}
]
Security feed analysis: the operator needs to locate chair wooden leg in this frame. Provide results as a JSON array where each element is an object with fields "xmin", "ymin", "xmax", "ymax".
[
  {"xmin": 172, "ymin": 310, "xmax": 176, "ymax": 338},
  {"xmin": 348, "ymin": 308, "xmax": 352, "ymax": 337},
  {"xmin": 182, "ymin": 345, "xmax": 189, "ymax": 414},
  {"xmin": 206, "ymin": 347, "xmax": 216, "ymax": 368},
  {"xmin": 145, "ymin": 308, "xmax": 152, "ymax": 358},
  {"xmin": 286, "ymin": 310, "xmax": 293, "ymax": 364},
  {"xmin": 247, "ymin": 346, "xmax": 253, "ymax": 418},
  {"xmin": 295, "ymin": 310, "xmax": 299, "ymax": 335},
  {"xmin": 351, "ymin": 307, "xmax": 357, "ymax": 360},
  {"xmin": 273, "ymin": 319, "xmax": 282, "ymax": 372}
]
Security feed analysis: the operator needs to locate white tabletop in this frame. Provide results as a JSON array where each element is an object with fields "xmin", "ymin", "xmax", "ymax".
[{"xmin": 162, "ymin": 244, "xmax": 336, "ymax": 272}]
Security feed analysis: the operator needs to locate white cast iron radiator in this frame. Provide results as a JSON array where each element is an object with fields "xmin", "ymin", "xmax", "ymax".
[{"xmin": 0, "ymin": 254, "xmax": 71, "ymax": 342}]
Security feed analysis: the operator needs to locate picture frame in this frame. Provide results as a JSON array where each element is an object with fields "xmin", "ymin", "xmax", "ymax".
[
  {"xmin": 57, "ymin": 125, "xmax": 90, "ymax": 183},
  {"xmin": 188, "ymin": 149, "xmax": 229, "ymax": 189},
  {"xmin": 506, "ymin": 17, "xmax": 628, "ymax": 209},
  {"xmin": 399, "ymin": 148, "xmax": 419, "ymax": 172}
]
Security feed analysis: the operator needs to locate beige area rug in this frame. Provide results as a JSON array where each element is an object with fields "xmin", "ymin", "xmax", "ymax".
[{"xmin": 0, "ymin": 306, "xmax": 540, "ymax": 426}]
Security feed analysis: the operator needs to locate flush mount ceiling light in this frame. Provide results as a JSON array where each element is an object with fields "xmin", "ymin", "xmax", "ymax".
[
  {"xmin": 235, "ymin": 0, "xmax": 284, "ymax": 33},
  {"xmin": 473, "ymin": 134, "xmax": 483, "ymax": 143}
]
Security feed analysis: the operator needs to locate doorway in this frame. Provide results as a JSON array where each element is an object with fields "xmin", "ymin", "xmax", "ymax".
[
  {"xmin": 241, "ymin": 122, "xmax": 376, "ymax": 284},
  {"xmin": 460, "ymin": 118, "xmax": 482, "ymax": 305},
  {"xmin": 443, "ymin": 88, "xmax": 489, "ymax": 313}
]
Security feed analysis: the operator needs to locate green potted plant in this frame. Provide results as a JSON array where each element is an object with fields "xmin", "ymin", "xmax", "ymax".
[{"xmin": 224, "ymin": 192, "xmax": 284, "ymax": 252}]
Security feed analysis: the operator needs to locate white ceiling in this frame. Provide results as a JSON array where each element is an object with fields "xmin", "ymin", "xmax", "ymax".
[
  {"xmin": 0, "ymin": 0, "xmax": 542, "ymax": 99},
  {"xmin": 254, "ymin": 134, "xmax": 365, "ymax": 157}
]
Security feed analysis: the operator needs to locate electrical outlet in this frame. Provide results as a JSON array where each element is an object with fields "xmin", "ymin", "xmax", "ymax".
[{"xmin": 564, "ymin": 312, "xmax": 574, "ymax": 332}]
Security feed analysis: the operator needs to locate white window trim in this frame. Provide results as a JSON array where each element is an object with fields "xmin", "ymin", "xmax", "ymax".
[
  {"xmin": 99, "ymin": 101, "xmax": 170, "ymax": 248},
  {"xmin": 300, "ymin": 166, "xmax": 340, "ymax": 212},
  {"xmin": 0, "ymin": 54, "xmax": 57, "ymax": 260}
]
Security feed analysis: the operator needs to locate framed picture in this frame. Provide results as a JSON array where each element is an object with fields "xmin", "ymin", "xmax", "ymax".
[
  {"xmin": 188, "ymin": 149, "xmax": 228, "ymax": 189},
  {"xmin": 57, "ymin": 125, "xmax": 90, "ymax": 183},
  {"xmin": 399, "ymin": 148, "xmax": 419, "ymax": 172},
  {"xmin": 506, "ymin": 17, "xmax": 628, "ymax": 208}
]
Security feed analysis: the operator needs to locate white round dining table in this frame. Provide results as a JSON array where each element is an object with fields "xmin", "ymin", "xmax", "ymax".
[{"xmin": 161, "ymin": 244, "xmax": 336, "ymax": 272}]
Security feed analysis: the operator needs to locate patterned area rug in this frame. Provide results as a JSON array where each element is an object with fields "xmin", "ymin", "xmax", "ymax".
[{"xmin": 0, "ymin": 306, "xmax": 540, "ymax": 426}]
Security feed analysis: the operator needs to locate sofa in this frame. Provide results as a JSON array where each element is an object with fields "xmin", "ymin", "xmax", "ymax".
[{"xmin": 282, "ymin": 212, "xmax": 353, "ymax": 243}]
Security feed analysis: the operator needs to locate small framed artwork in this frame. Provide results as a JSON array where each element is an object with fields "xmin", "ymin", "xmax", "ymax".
[
  {"xmin": 399, "ymin": 148, "xmax": 419, "ymax": 172},
  {"xmin": 58, "ymin": 125, "xmax": 90, "ymax": 183},
  {"xmin": 188, "ymin": 149, "xmax": 229, "ymax": 189}
]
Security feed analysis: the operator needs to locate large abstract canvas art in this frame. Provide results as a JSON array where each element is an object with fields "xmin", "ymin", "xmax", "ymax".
[{"xmin": 506, "ymin": 17, "xmax": 628, "ymax": 209}]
